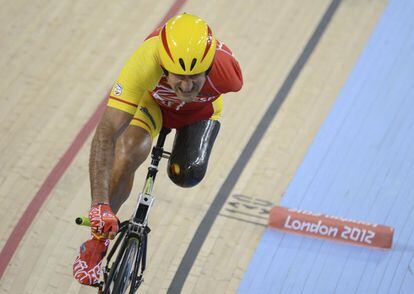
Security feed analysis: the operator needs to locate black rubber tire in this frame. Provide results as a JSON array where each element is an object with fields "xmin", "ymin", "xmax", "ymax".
[
  {"xmin": 103, "ymin": 236, "xmax": 129, "ymax": 294},
  {"xmin": 112, "ymin": 238, "xmax": 140, "ymax": 294}
]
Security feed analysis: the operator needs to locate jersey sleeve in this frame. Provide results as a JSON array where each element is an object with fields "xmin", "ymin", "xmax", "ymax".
[
  {"xmin": 108, "ymin": 37, "xmax": 163, "ymax": 115},
  {"xmin": 208, "ymin": 41, "xmax": 243, "ymax": 94}
]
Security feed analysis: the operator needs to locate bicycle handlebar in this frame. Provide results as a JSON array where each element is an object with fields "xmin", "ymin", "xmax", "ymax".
[
  {"xmin": 75, "ymin": 217, "xmax": 127, "ymax": 231},
  {"xmin": 75, "ymin": 216, "xmax": 91, "ymax": 227}
]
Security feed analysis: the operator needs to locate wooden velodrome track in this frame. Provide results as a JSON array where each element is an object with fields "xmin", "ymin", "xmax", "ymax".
[{"xmin": 0, "ymin": 0, "xmax": 386, "ymax": 293}]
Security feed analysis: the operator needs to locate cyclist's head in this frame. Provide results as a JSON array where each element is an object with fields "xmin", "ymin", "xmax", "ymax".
[{"xmin": 158, "ymin": 13, "xmax": 216, "ymax": 76}]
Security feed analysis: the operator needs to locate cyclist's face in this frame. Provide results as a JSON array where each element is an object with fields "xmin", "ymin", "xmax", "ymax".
[{"xmin": 166, "ymin": 72, "xmax": 206, "ymax": 102}]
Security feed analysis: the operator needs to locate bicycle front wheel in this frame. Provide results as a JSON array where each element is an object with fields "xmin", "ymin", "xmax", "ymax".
[{"xmin": 112, "ymin": 238, "xmax": 141, "ymax": 294}]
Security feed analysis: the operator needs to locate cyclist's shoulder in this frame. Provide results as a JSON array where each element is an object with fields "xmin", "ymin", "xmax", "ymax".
[
  {"xmin": 118, "ymin": 34, "xmax": 162, "ymax": 92},
  {"xmin": 208, "ymin": 40, "xmax": 243, "ymax": 94},
  {"xmin": 120, "ymin": 27, "xmax": 163, "ymax": 77},
  {"xmin": 129, "ymin": 34, "xmax": 160, "ymax": 66}
]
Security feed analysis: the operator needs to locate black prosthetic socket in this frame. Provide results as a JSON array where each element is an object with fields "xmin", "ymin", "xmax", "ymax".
[{"xmin": 167, "ymin": 120, "xmax": 220, "ymax": 188}]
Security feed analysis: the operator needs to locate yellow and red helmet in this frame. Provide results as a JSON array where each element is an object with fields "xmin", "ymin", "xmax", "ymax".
[{"xmin": 158, "ymin": 13, "xmax": 216, "ymax": 75}]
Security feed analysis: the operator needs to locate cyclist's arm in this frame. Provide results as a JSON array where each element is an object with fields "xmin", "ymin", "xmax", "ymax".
[
  {"xmin": 90, "ymin": 36, "xmax": 162, "ymax": 204},
  {"xmin": 90, "ymin": 107, "xmax": 132, "ymax": 205}
]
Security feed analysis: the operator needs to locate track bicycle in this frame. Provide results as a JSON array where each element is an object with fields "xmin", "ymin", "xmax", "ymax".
[{"xmin": 76, "ymin": 127, "xmax": 171, "ymax": 294}]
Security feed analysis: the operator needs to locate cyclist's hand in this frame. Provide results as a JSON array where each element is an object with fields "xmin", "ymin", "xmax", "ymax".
[{"xmin": 89, "ymin": 203, "xmax": 119, "ymax": 240}]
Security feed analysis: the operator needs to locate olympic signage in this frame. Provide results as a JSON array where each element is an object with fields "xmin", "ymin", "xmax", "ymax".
[{"xmin": 268, "ymin": 206, "xmax": 394, "ymax": 249}]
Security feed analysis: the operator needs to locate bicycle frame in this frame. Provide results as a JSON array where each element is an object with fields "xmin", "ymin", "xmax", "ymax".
[{"xmin": 101, "ymin": 127, "xmax": 171, "ymax": 293}]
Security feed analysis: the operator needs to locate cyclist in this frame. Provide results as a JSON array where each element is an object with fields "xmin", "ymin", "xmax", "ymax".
[{"xmin": 73, "ymin": 13, "xmax": 243, "ymax": 286}]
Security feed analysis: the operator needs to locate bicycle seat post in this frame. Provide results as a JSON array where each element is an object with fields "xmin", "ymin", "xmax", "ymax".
[{"xmin": 147, "ymin": 128, "xmax": 171, "ymax": 182}]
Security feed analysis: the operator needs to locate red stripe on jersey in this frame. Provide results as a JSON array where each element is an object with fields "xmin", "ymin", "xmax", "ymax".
[
  {"xmin": 201, "ymin": 26, "xmax": 213, "ymax": 62},
  {"xmin": 161, "ymin": 25, "xmax": 174, "ymax": 62},
  {"xmin": 145, "ymin": 27, "xmax": 162, "ymax": 40},
  {"xmin": 132, "ymin": 118, "xmax": 151, "ymax": 131},
  {"xmin": 109, "ymin": 96, "xmax": 138, "ymax": 107}
]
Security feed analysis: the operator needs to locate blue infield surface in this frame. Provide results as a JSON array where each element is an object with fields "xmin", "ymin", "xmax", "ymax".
[{"xmin": 239, "ymin": 0, "xmax": 414, "ymax": 293}]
